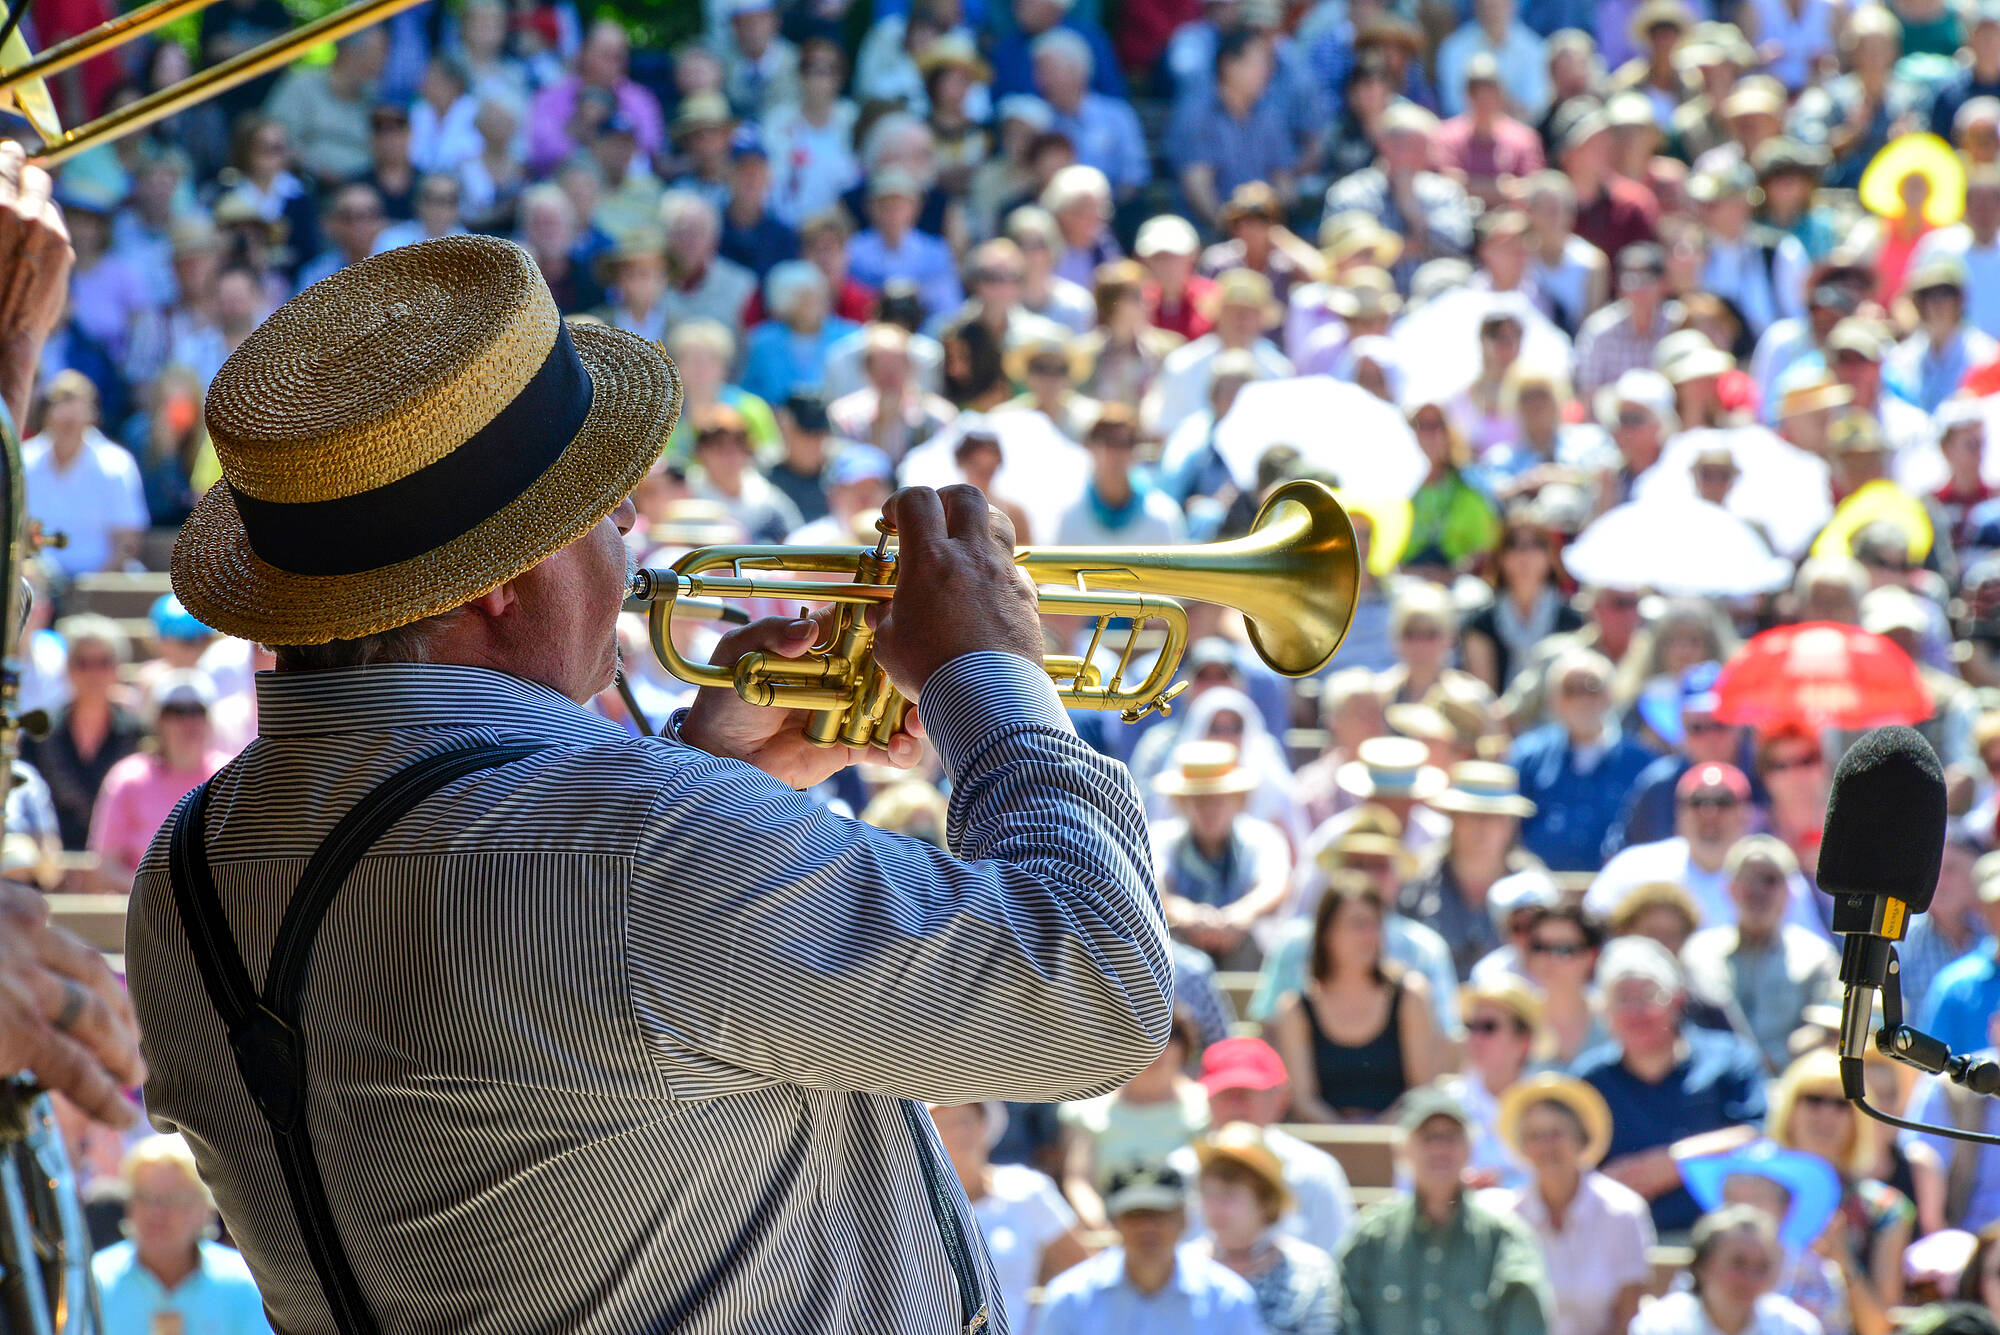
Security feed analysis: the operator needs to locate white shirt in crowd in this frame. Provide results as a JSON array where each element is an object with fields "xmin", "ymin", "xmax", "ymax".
[
  {"xmin": 1172, "ymin": 1122, "xmax": 1357, "ymax": 1253},
  {"xmin": 1147, "ymin": 335, "xmax": 1294, "ymax": 436},
  {"xmin": 973, "ymin": 1162, "xmax": 1079, "ymax": 1335},
  {"xmin": 1584, "ymin": 835, "xmax": 1827, "ymax": 938},
  {"xmin": 1053, "ymin": 488, "xmax": 1188, "ymax": 547},
  {"xmin": 1909, "ymin": 225, "xmax": 2000, "ymax": 341},
  {"xmin": 1630, "ymin": 1289, "xmax": 1822, "ymax": 1335},
  {"xmin": 23, "ymin": 427, "xmax": 147, "ymax": 578},
  {"xmin": 762, "ymin": 100, "xmax": 861, "ymax": 227},
  {"xmin": 1493, "ymin": 1172, "xmax": 1656, "ymax": 1335}
]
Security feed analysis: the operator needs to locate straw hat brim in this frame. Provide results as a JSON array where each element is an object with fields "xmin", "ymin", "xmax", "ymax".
[
  {"xmin": 1335, "ymin": 760, "xmax": 1450, "ymax": 801},
  {"xmin": 1497, "ymin": 1074, "xmax": 1614, "ymax": 1168},
  {"xmin": 172, "ymin": 322, "xmax": 682, "ymax": 646},
  {"xmin": 1430, "ymin": 791, "xmax": 1537, "ymax": 817},
  {"xmin": 1193, "ymin": 1137, "xmax": 1294, "ymax": 1215},
  {"xmin": 1155, "ymin": 770, "xmax": 1261, "ymax": 797}
]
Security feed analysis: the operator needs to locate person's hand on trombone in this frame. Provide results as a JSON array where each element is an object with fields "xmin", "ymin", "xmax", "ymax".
[
  {"xmin": 0, "ymin": 877, "xmax": 145, "ymax": 1128},
  {"xmin": 0, "ymin": 142, "xmax": 73, "ymax": 428}
]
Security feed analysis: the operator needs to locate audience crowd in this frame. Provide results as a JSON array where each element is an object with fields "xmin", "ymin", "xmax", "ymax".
[{"xmin": 37, "ymin": 0, "xmax": 2000, "ymax": 1328}]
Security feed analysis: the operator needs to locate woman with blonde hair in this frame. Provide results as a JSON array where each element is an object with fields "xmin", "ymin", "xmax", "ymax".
[
  {"xmin": 1614, "ymin": 596, "xmax": 1739, "ymax": 736},
  {"xmin": 1766, "ymin": 1049, "xmax": 1914, "ymax": 1334},
  {"xmin": 1399, "ymin": 397, "xmax": 1502, "ymax": 575}
]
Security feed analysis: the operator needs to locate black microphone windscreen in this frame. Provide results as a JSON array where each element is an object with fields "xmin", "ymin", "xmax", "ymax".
[{"xmin": 1818, "ymin": 726, "xmax": 1946, "ymax": 916}]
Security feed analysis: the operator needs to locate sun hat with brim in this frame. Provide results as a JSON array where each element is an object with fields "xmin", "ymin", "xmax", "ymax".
[
  {"xmin": 1497, "ymin": 1074, "xmax": 1614, "ymax": 1167},
  {"xmin": 1396, "ymin": 1085, "xmax": 1473, "ymax": 1134},
  {"xmin": 173, "ymin": 235, "xmax": 681, "ymax": 645},
  {"xmin": 1155, "ymin": 740, "xmax": 1260, "ymax": 797},
  {"xmin": 1972, "ymin": 848, "xmax": 2000, "ymax": 902},
  {"xmin": 1429, "ymin": 761, "xmax": 1536, "ymax": 817},
  {"xmin": 1680, "ymin": 1139, "xmax": 1843, "ymax": 1253},
  {"xmin": 1104, "ymin": 1162, "xmax": 1188, "ymax": 1217},
  {"xmin": 1336, "ymin": 735, "xmax": 1449, "ymax": 801},
  {"xmin": 1193, "ymin": 1122, "xmax": 1293, "ymax": 1216},
  {"xmin": 1459, "ymin": 974, "xmax": 1544, "ymax": 1031},
  {"xmin": 1002, "ymin": 335, "xmax": 1091, "ymax": 386},
  {"xmin": 916, "ymin": 32, "xmax": 992, "ymax": 83}
]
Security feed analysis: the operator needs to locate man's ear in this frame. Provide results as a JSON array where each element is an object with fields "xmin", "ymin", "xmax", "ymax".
[{"xmin": 465, "ymin": 580, "xmax": 519, "ymax": 620}]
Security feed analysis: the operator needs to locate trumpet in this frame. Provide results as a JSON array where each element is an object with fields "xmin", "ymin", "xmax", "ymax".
[{"xmin": 629, "ymin": 479, "xmax": 1360, "ymax": 750}]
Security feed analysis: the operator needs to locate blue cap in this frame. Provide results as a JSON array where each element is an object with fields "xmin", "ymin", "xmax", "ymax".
[
  {"xmin": 1638, "ymin": 659, "xmax": 1724, "ymax": 746},
  {"xmin": 1680, "ymin": 1139, "xmax": 1842, "ymax": 1254},
  {"xmin": 826, "ymin": 445, "xmax": 894, "ymax": 488},
  {"xmin": 149, "ymin": 594, "xmax": 212, "ymax": 642},
  {"xmin": 730, "ymin": 125, "xmax": 768, "ymax": 160}
]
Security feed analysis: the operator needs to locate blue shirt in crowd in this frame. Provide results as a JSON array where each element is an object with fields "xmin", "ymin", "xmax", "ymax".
[
  {"xmin": 1036, "ymin": 1243, "xmax": 1264, "ymax": 1335},
  {"xmin": 1508, "ymin": 725, "xmax": 1657, "ymax": 873},
  {"xmin": 1051, "ymin": 94, "xmax": 1151, "ymax": 194},
  {"xmin": 93, "ymin": 1240, "xmax": 274, "ymax": 1335},
  {"xmin": 1572, "ymin": 1028, "xmax": 1770, "ymax": 1234},
  {"xmin": 987, "ymin": 19, "xmax": 1127, "ymax": 99},
  {"xmin": 1918, "ymin": 948, "xmax": 2000, "ymax": 1059}
]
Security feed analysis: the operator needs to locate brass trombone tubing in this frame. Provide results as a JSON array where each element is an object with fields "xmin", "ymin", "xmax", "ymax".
[
  {"xmin": 0, "ymin": 0, "xmax": 221, "ymax": 98},
  {"xmin": 28, "ymin": 0, "xmax": 431, "ymax": 166}
]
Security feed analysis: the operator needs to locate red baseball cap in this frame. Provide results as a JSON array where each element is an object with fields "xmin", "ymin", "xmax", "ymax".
[
  {"xmin": 1199, "ymin": 1037, "xmax": 1287, "ymax": 1094},
  {"xmin": 1677, "ymin": 761, "xmax": 1752, "ymax": 802}
]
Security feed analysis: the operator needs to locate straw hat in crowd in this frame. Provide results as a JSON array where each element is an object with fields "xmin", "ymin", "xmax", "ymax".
[
  {"xmin": 1154, "ymin": 741, "xmax": 1260, "ymax": 798},
  {"xmin": 1428, "ymin": 762, "xmax": 1537, "ymax": 819},
  {"xmin": 172, "ymin": 235, "xmax": 682, "ymax": 644},
  {"xmin": 1336, "ymin": 736, "xmax": 1449, "ymax": 803},
  {"xmin": 1192, "ymin": 1121, "xmax": 1294, "ymax": 1217},
  {"xmin": 1497, "ymin": 1073, "xmax": 1615, "ymax": 1167}
]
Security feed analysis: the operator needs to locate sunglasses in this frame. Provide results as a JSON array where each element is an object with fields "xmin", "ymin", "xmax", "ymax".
[
  {"xmin": 1465, "ymin": 1018, "xmax": 1519, "ymax": 1036},
  {"xmin": 1768, "ymin": 752, "xmax": 1823, "ymax": 773},
  {"xmin": 69, "ymin": 654, "xmax": 116, "ymax": 670},
  {"xmin": 1529, "ymin": 940, "xmax": 1588, "ymax": 958},
  {"xmin": 1028, "ymin": 360, "xmax": 1068, "ymax": 376},
  {"xmin": 1616, "ymin": 409, "xmax": 1654, "ymax": 428},
  {"xmin": 1685, "ymin": 718, "xmax": 1730, "ymax": 735},
  {"xmin": 1503, "ymin": 535, "xmax": 1547, "ymax": 552},
  {"xmin": 1685, "ymin": 792, "xmax": 1741, "ymax": 809},
  {"xmin": 158, "ymin": 703, "xmax": 208, "ymax": 718},
  {"xmin": 1559, "ymin": 679, "xmax": 1605, "ymax": 696},
  {"xmin": 1797, "ymin": 1092, "xmax": 1848, "ymax": 1110}
]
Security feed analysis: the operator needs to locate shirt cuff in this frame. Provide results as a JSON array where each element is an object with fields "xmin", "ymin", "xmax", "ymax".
[{"xmin": 918, "ymin": 651, "xmax": 1074, "ymax": 778}]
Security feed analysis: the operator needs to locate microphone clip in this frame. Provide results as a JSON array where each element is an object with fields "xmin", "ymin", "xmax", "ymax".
[{"xmin": 1874, "ymin": 954, "xmax": 2000, "ymax": 1096}]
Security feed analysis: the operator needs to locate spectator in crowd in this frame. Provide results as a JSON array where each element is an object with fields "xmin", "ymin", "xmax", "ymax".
[
  {"xmin": 1463, "ymin": 512, "xmax": 1582, "ymax": 694},
  {"xmin": 514, "ymin": 183, "xmax": 604, "ymax": 315},
  {"xmin": 1609, "ymin": 661, "xmax": 1742, "ymax": 853},
  {"xmin": 717, "ymin": 0, "xmax": 798, "ymax": 120},
  {"xmin": 527, "ymin": 19, "xmax": 664, "ymax": 174},
  {"xmin": 1270, "ymin": 871, "xmax": 1443, "ymax": 1123},
  {"xmin": 1681, "ymin": 836, "xmax": 1841, "ymax": 1072},
  {"xmin": 828, "ymin": 323, "xmax": 955, "ymax": 463},
  {"xmin": 1589, "ymin": 763, "xmax": 1805, "ymax": 933},
  {"xmin": 997, "ymin": 335, "xmax": 1100, "ymax": 440},
  {"xmin": 1787, "ymin": 6, "xmax": 1918, "ymax": 191},
  {"xmin": 1036, "ymin": 1161, "xmax": 1263, "ymax": 1335},
  {"xmin": 594, "ymin": 229, "xmax": 672, "ymax": 342},
  {"xmin": 86, "ymin": 670, "xmax": 229, "ymax": 895},
  {"xmin": 1909, "ymin": 168, "xmax": 2000, "ymax": 341},
  {"xmin": 1438, "ymin": 58, "xmax": 1550, "ymax": 206},
  {"xmin": 1888, "ymin": 257, "xmax": 2000, "ymax": 413},
  {"xmin": 1574, "ymin": 936, "xmax": 1767, "ymax": 1233},
  {"xmin": 740, "ymin": 260, "xmax": 858, "ymax": 406},
  {"xmin": 1400, "ymin": 762, "xmax": 1541, "ymax": 977},
  {"xmin": 1188, "ymin": 1121, "xmax": 1340, "ymax": 1335},
  {"xmin": 764, "ymin": 38, "xmax": 860, "ymax": 229},
  {"xmin": 92, "ymin": 1134, "xmax": 272, "ymax": 1334},
  {"xmin": 261, "ymin": 27, "xmax": 385, "ymax": 187},
  {"xmin": 1033, "ymin": 29, "xmax": 1146, "ymax": 200},
  {"xmin": 1150, "ymin": 268, "xmax": 1291, "ymax": 435},
  {"xmin": 1004, "ymin": 208, "xmax": 1094, "ymax": 334},
  {"xmin": 1509, "ymin": 647, "xmax": 1656, "ymax": 872},
  {"xmin": 296, "ymin": 181, "xmax": 388, "ymax": 290},
  {"xmin": 1560, "ymin": 108, "xmax": 1660, "ymax": 263},
  {"xmin": 1575, "ymin": 244, "xmax": 1676, "ymax": 396},
  {"xmin": 25, "ymin": 615, "xmax": 143, "ymax": 853},
  {"xmin": 1151, "ymin": 740, "xmax": 1293, "ymax": 969},
  {"xmin": 764, "ymin": 391, "xmax": 834, "ymax": 525},
  {"xmin": 1633, "ymin": 1206, "xmax": 1821, "ymax": 1335},
  {"xmin": 1059, "ymin": 1012, "xmax": 1209, "ymax": 1230},
  {"xmin": 1446, "ymin": 975, "xmax": 1546, "ymax": 1188},
  {"xmin": 661, "ymin": 190, "xmax": 759, "ymax": 333},
  {"xmin": 1496, "ymin": 1073, "xmax": 1657, "ymax": 1335},
  {"xmin": 1901, "ymin": 834, "xmax": 1993, "ymax": 1022},
  {"xmin": 1056, "ymin": 405, "xmax": 1187, "ymax": 544},
  {"xmin": 1324, "ymin": 103, "xmax": 1475, "ymax": 283},
  {"xmin": 1169, "ymin": 30, "xmax": 1300, "ymax": 229},
  {"xmin": 1193, "ymin": 1036, "xmax": 1357, "ymax": 1250},
  {"xmin": 848, "ymin": 171, "xmax": 960, "ymax": 324},
  {"xmin": 786, "ymin": 444, "xmax": 895, "ymax": 546},
  {"xmin": 1917, "ymin": 862, "xmax": 2000, "ymax": 1059},
  {"xmin": 24, "ymin": 370, "xmax": 146, "ymax": 582},
  {"xmin": 1337, "ymin": 1086, "xmax": 1555, "ymax": 1335},
  {"xmin": 1521, "ymin": 902, "xmax": 1609, "ymax": 1064},
  {"xmin": 663, "ymin": 319, "xmax": 777, "ymax": 460},
  {"xmin": 690, "ymin": 404, "xmax": 803, "ymax": 543},
  {"xmin": 1767, "ymin": 1050, "xmax": 1914, "ymax": 1323},
  {"xmin": 1438, "ymin": 0, "xmax": 1553, "ymax": 121},
  {"xmin": 930, "ymin": 1100, "xmax": 1093, "ymax": 1334}
]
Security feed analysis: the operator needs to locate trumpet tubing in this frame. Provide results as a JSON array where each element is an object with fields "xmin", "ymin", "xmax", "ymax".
[{"xmin": 630, "ymin": 480, "xmax": 1359, "ymax": 749}]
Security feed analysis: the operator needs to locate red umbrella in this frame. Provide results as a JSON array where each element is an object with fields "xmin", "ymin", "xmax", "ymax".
[{"xmin": 1713, "ymin": 622, "xmax": 1931, "ymax": 731}]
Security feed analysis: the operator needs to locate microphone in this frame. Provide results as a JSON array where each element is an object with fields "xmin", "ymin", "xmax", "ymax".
[{"xmin": 1817, "ymin": 726, "xmax": 1947, "ymax": 1097}]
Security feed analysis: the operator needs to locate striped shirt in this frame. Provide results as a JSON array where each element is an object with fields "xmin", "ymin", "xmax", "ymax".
[{"xmin": 126, "ymin": 654, "xmax": 1172, "ymax": 1335}]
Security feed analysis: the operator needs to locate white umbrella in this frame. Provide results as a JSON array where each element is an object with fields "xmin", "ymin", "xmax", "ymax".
[
  {"xmin": 1387, "ymin": 288, "xmax": 1572, "ymax": 403},
  {"xmin": 899, "ymin": 410, "xmax": 1090, "ymax": 544},
  {"xmin": 1563, "ymin": 495, "xmax": 1795, "ymax": 596},
  {"xmin": 1633, "ymin": 425, "xmax": 1832, "ymax": 560},
  {"xmin": 1212, "ymin": 376, "xmax": 1427, "ymax": 497}
]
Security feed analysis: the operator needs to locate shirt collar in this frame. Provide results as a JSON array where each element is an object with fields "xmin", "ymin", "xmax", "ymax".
[{"xmin": 255, "ymin": 663, "xmax": 631, "ymax": 747}]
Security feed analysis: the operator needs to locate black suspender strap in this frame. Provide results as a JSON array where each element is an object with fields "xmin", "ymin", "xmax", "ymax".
[{"xmin": 164, "ymin": 742, "xmax": 542, "ymax": 1335}]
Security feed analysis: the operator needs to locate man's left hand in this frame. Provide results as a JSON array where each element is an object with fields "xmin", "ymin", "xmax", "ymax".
[
  {"xmin": 0, "ymin": 142, "xmax": 72, "ymax": 428},
  {"xmin": 679, "ymin": 613, "xmax": 925, "ymax": 790}
]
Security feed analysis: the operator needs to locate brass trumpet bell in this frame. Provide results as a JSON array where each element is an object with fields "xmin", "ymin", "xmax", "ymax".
[{"xmin": 629, "ymin": 479, "xmax": 1360, "ymax": 750}]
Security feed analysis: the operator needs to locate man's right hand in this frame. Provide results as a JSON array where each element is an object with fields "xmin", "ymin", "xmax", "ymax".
[
  {"xmin": 0, "ymin": 142, "xmax": 73, "ymax": 429},
  {"xmin": 870, "ymin": 485, "xmax": 1044, "ymax": 701},
  {"xmin": 0, "ymin": 879, "xmax": 144, "ymax": 1128}
]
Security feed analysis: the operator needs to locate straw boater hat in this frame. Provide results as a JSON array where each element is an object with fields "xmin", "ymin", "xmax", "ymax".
[
  {"xmin": 1192, "ymin": 1122, "xmax": 1294, "ymax": 1216},
  {"xmin": 1428, "ymin": 761, "xmax": 1537, "ymax": 818},
  {"xmin": 1154, "ymin": 740, "xmax": 1260, "ymax": 798},
  {"xmin": 1497, "ymin": 1073, "xmax": 1614, "ymax": 1167},
  {"xmin": 171, "ymin": 235, "xmax": 682, "ymax": 644},
  {"xmin": 1336, "ymin": 735, "xmax": 1448, "ymax": 802}
]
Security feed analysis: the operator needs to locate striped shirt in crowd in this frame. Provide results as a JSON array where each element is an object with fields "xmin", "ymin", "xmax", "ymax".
[{"xmin": 127, "ymin": 654, "xmax": 1173, "ymax": 1335}]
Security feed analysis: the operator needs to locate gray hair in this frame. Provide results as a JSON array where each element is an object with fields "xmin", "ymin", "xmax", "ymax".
[
  {"xmin": 659, "ymin": 189, "xmax": 720, "ymax": 240},
  {"xmin": 1792, "ymin": 553, "xmax": 1868, "ymax": 605},
  {"xmin": 1030, "ymin": 27, "xmax": 1094, "ymax": 79},
  {"xmin": 1595, "ymin": 934, "xmax": 1686, "ymax": 997},
  {"xmin": 1389, "ymin": 581, "xmax": 1457, "ymax": 640},
  {"xmin": 666, "ymin": 317, "xmax": 736, "ymax": 363},
  {"xmin": 56, "ymin": 613, "xmax": 130, "ymax": 666},
  {"xmin": 1548, "ymin": 645, "xmax": 1614, "ymax": 692},
  {"xmin": 860, "ymin": 111, "xmax": 930, "ymax": 171},
  {"xmin": 1040, "ymin": 163, "xmax": 1111, "ymax": 215},
  {"xmin": 272, "ymin": 616, "xmax": 453, "ymax": 672},
  {"xmin": 1689, "ymin": 1205, "xmax": 1779, "ymax": 1294},
  {"xmin": 765, "ymin": 259, "xmax": 829, "ymax": 321}
]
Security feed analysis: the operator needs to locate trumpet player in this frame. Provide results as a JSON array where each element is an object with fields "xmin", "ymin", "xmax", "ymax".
[{"xmin": 126, "ymin": 234, "xmax": 1172, "ymax": 1335}]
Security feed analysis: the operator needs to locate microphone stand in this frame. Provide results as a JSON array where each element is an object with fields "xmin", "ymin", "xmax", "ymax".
[{"xmin": 1846, "ymin": 946, "xmax": 2000, "ymax": 1146}]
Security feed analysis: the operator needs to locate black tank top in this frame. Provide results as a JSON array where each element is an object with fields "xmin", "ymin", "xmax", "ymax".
[{"xmin": 1303, "ymin": 981, "xmax": 1408, "ymax": 1117}]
